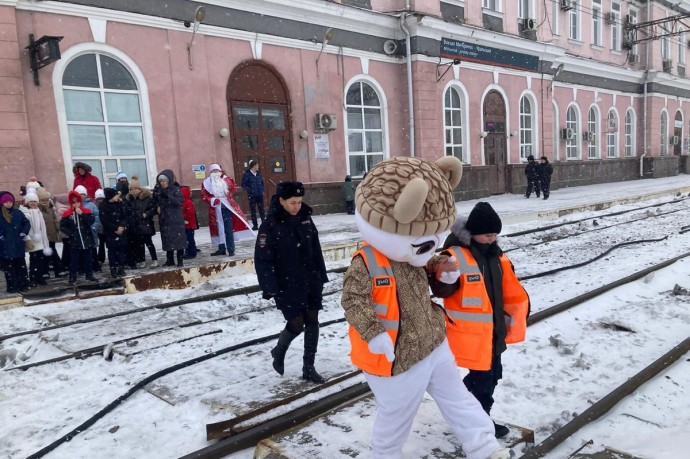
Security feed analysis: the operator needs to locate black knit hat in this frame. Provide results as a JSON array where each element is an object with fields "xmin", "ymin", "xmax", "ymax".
[
  {"xmin": 465, "ymin": 202, "xmax": 502, "ymax": 235},
  {"xmin": 527, "ymin": 155, "xmax": 535, "ymax": 162},
  {"xmin": 104, "ymin": 188, "xmax": 119, "ymax": 201},
  {"xmin": 276, "ymin": 181, "xmax": 305, "ymax": 199}
]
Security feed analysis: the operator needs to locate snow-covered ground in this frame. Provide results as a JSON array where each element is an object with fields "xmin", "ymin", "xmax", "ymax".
[{"xmin": 1, "ymin": 176, "xmax": 690, "ymax": 459}]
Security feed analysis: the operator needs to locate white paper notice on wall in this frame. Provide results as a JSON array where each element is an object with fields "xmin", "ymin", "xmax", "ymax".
[{"xmin": 314, "ymin": 134, "xmax": 330, "ymax": 159}]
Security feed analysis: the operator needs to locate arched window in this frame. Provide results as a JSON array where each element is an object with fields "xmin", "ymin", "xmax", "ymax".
[
  {"xmin": 660, "ymin": 112, "xmax": 668, "ymax": 156},
  {"xmin": 345, "ymin": 81, "xmax": 385, "ymax": 177},
  {"xmin": 606, "ymin": 109, "xmax": 618, "ymax": 158},
  {"xmin": 587, "ymin": 106, "xmax": 599, "ymax": 159},
  {"xmin": 62, "ymin": 53, "xmax": 149, "ymax": 186},
  {"xmin": 443, "ymin": 86, "xmax": 466, "ymax": 163},
  {"xmin": 566, "ymin": 105, "xmax": 580, "ymax": 159},
  {"xmin": 552, "ymin": 101, "xmax": 559, "ymax": 161},
  {"xmin": 624, "ymin": 109, "xmax": 635, "ymax": 157},
  {"xmin": 519, "ymin": 96, "xmax": 534, "ymax": 161}
]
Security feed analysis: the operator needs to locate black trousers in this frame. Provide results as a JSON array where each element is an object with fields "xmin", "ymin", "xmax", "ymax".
[
  {"xmin": 541, "ymin": 180, "xmax": 551, "ymax": 198},
  {"xmin": 2, "ymin": 257, "xmax": 29, "ymax": 292},
  {"xmin": 28, "ymin": 250, "xmax": 45, "ymax": 284},
  {"xmin": 463, "ymin": 352, "xmax": 503, "ymax": 415},
  {"xmin": 106, "ymin": 236, "xmax": 127, "ymax": 270},
  {"xmin": 345, "ymin": 200, "xmax": 355, "ymax": 215},
  {"xmin": 526, "ymin": 180, "xmax": 541, "ymax": 198},
  {"xmin": 130, "ymin": 233, "xmax": 157, "ymax": 264},
  {"xmin": 248, "ymin": 195, "xmax": 265, "ymax": 227}
]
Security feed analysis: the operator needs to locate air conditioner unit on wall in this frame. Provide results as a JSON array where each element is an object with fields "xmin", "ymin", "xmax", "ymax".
[
  {"xmin": 629, "ymin": 53, "xmax": 640, "ymax": 64},
  {"xmin": 604, "ymin": 12, "xmax": 616, "ymax": 25},
  {"xmin": 672, "ymin": 135, "xmax": 680, "ymax": 145},
  {"xmin": 315, "ymin": 113, "xmax": 337, "ymax": 131},
  {"xmin": 663, "ymin": 59, "xmax": 673, "ymax": 71},
  {"xmin": 583, "ymin": 131, "xmax": 594, "ymax": 142},
  {"xmin": 561, "ymin": 0, "xmax": 574, "ymax": 11},
  {"xmin": 561, "ymin": 128, "xmax": 575, "ymax": 141},
  {"xmin": 608, "ymin": 118, "xmax": 617, "ymax": 130},
  {"xmin": 522, "ymin": 18, "xmax": 537, "ymax": 32}
]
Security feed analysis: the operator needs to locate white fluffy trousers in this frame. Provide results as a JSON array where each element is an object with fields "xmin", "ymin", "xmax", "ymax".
[{"xmin": 364, "ymin": 340, "xmax": 501, "ymax": 459}]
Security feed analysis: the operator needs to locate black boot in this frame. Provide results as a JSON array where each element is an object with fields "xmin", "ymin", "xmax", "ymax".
[
  {"xmin": 176, "ymin": 252, "xmax": 184, "ymax": 267},
  {"xmin": 164, "ymin": 251, "xmax": 175, "ymax": 267},
  {"xmin": 302, "ymin": 323, "xmax": 325, "ymax": 383},
  {"xmin": 110, "ymin": 267, "xmax": 119, "ymax": 278},
  {"xmin": 271, "ymin": 328, "xmax": 299, "ymax": 375},
  {"xmin": 117, "ymin": 267, "xmax": 126, "ymax": 277},
  {"xmin": 211, "ymin": 244, "xmax": 226, "ymax": 256}
]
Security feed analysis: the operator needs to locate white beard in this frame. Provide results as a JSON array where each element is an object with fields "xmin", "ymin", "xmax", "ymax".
[{"xmin": 210, "ymin": 175, "xmax": 228, "ymax": 197}]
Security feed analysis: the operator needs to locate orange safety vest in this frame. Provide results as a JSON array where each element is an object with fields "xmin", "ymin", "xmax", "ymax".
[
  {"xmin": 443, "ymin": 246, "xmax": 529, "ymax": 371},
  {"xmin": 348, "ymin": 243, "xmax": 399, "ymax": 377}
]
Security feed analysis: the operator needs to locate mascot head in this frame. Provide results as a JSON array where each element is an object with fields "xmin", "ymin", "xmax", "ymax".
[{"xmin": 355, "ymin": 156, "xmax": 463, "ymax": 267}]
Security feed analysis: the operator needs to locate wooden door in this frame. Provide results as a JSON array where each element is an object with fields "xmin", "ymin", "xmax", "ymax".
[{"xmin": 483, "ymin": 91, "xmax": 507, "ymax": 194}]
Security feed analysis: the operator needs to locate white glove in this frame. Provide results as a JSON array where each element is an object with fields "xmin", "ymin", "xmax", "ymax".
[
  {"xmin": 31, "ymin": 233, "xmax": 42, "ymax": 242},
  {"xmin": 435, "ymin": 256, "xmax": 460, "ymax": 284},
  {"xmin": 43, "ymin": 246, "xmax": 53, "ymax": 257},
  {"xmin": 368, "ymin": 332, "xmax": 395, "ymax": 362},
  {"xmin": 211, "ymin": 197, "xmax": 220, "ymax": 207}
]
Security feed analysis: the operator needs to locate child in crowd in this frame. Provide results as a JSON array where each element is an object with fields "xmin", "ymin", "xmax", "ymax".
[
  {"xmin": 100, "ymin": 188, "xmax": 128, "ymax": 278},
  {"xmin": 154, "ymin": 170, "xmax": 187, "ymax": 268},
  {"xmin": 60, "ymin": 191, "xmax": 98, "ymax": 285},
  {"xmin": 342, "ymin": 175, "xmax": 356, "ymax": 215},
  {"xmin": 94, "ymin": 189, "xmax": 106, "ymax": 267},
  {"xmin": 0, "ymin": 191, "xmax": 30, "ymax": 293},
  {"xmin": 181, "ymin": 186, "xmax": 198, "ymax": 259},
  {"xmin": 75, "ymin": 185, "xmax": 101, "ymax": 272},
  {"xmin": 125, "ymin": 177, "xmax": 158, "ymax": 269},
  {"xmin": 37, "ymin": 187, "xmax": 65, "ymax": 278},
  {"xmin": 20, "ymin": 191, "xmax": 51, "ymax": 286},
  {"xmin": 53, "ymin": 193, "xmax": 72, "ymax": 270}
]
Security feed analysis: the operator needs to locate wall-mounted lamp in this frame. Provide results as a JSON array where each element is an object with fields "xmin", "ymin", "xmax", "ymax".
[
  {"xmin": 479, "ymin": 131, "xmax": 488, "ymax": 139},
  {"xmin": 25, "ymin": 34, "xmax": 63, "ymax": 86},
  {"xmin": 315, "ymin": 28, "xmax": 335, "ymax": 75},
  {"xmin": 219, "ymin": 127, "xmax": 229, "ymax": 138},
  {"xmin": 187, "ymin": 5, "xmax": 206, "ymax": 70},
  {"xmin": 436, "ymin": 58, "xmax": 461, "ymax": 82},
  {"xmin": 299, "ymin": 129, "xmax": 309, "ymax": 139}
]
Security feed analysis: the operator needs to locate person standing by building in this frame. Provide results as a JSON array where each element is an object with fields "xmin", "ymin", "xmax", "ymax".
[
  {"xmin": 72, "ymin": 162, "xmax": 102, "ymax": 200},
  {"xmin": 342, "ymin": 175, "xmax": 356, "ymax": 215},
  {"xmin": 201, "ymin": 164, "xmax": 252, "ymax": 257},
  {"xmin": 0, "ymin": 191, "xmax": 31, "ymax": 293},
  {"xmin": 255, "ymin": 182, "xmax": 329, "ymax": 384},
  {"xmin": 100, "ymin": 188, "xmax": 128, "ymax": 278},
  {"xmin": 75, "ymin": 185, "xmax": 101, "ymax": 273},
  {"xmin": 19, "ymin": 191, "xmax": 51, "ymax": 287},
  {"xmin": 153, "ymin": 169, "xmax": 187, "ymax": 267},
  {"xmin": 60, "ymin": 191, "xmax": 98, "ymax": 285},
  {"xmin": 37, "ymin": 187, "xmax": 65, "ymax": 279},
  {"xmin": 538, "ymin": 156, "xmax": 553, "ymax": 200},
  {"xmin": 125, "ymin": 177, "xmax": 158, "ymax": 268},
  {"xmin": 115, "ymin": 171, "xmax": 129, "ymax": 197},
  {"xmin": 241, "ymin": 160, "xmax": 266, "ymax": 231},
  {"xmin": 524, "ymin": 155, "xmax": 541, "ymax": 199},
  {"xmin": 430, "ymin": 202, "xmax": 530, "ymax": 439},
  {"xmin": 181, "ymin": 186, "xmax": 198, "ymax": 259}
]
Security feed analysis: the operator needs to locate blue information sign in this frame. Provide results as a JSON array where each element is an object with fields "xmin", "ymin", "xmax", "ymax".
[{"xmin": 441, "ymin": 38, "xmax": 540, "ymax": 71}]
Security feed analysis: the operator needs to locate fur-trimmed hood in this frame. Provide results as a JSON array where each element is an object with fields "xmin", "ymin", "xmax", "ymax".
[
  {"xmin": 127, "ymin": 187, "xmax": 152, "ymax": 201},
  {"xmin": 445, "ymin": 216, "xmax": 472, "ymax": 248}
]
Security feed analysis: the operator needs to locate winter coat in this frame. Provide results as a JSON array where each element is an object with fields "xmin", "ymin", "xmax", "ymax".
[
  {"xmin": 181, "ymin": 187, "xmax": 198, "ymax": 230},
  {"xmin": 60, "ymin": 191, "xmax": 96, "ymax": 250},
  {"xmin": 539, "ymin": 161, "xmax": 553, "ymax": 185},
  {"xmin": 125, "ymin": 188, "xmax": 156, "ymax": 236},
  {"xmin": 153, "ymin": 170, "xmax": 187, "ymax": 251},
  {"xmin": 72, "ymin": 162, "xmax": 102, "ymax": 199},
  {"xmin": 116, "ymin": 180, "xmax": 129, "ymax": 197},
  {"xmin": 39, "ymin": 201, "xmax": 62, "ymax": 243},
  {"xmin": 525, "ymin": 160, "xmax": 540, "ymax": 182},
  {"xmin": 100, "ymin": 200, "xmax": 128, "ymax": 243},
  {"xmin": 201, "ymin": 174, "xmax": 248, "ymax": 240},
  {"xmin": 0, "ymin": 202, "xmax": 31, "ymax": 260},
  {"xmin": 82, "ymin": 197, "xmax": 101, "ymax": 242},
  {"xmin": 342, "ymin": 180, "xmax": 356, "ymax": 201},
  {"xmin": 19, "ymin": 205, "xmax": 48, "ymax": 253},
  {"xmin": 255, "ymin": 198, "xmax": 329, "ymax": 315},
  {"xmin": 241, "ymin": 169, "xmax": 265, "ymax": 199}
]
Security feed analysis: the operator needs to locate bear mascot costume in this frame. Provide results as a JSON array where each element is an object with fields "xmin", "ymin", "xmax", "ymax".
[{"xmin": 341, "ymin": 156, "xmax": 511, "ymax": 459}]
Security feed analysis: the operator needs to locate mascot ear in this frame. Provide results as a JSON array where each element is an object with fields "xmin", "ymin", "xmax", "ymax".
[
  {"xmin": 435, "ymin": 156, "xmax": 463, "ymax": 189},
  {"xmin": 393, "ymin": 177, "xmax": 428, "ymax": 224}
]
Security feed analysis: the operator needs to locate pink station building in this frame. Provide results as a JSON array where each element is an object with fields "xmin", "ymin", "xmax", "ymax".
[{"xmin": 0, "ymin": 0, "xmax": 688, "ymax": 214}]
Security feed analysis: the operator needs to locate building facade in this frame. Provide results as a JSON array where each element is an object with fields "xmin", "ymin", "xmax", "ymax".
[{"xmin": 0, "ymin": 0, "xmax": 688, "ymax": 214}]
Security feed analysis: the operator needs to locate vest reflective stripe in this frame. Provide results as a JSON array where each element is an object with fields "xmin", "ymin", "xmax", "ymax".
[
  {"xmin": 447, "ymin": 310, "xmax": 494, "ymax": 323},
  {"xmin": 348, "ymin": 243, "xmax": 399, "ymax": 376}
]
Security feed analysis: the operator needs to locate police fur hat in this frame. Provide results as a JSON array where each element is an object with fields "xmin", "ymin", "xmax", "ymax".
[
  {"xmin": 276, "ymin": 181, "xmax": 305, "ymax": 199},
  {"xmin": 465, "ymin": 202, "xmax": 502, "ymax": 235},
  {"xmin": 355, "ymin": 156, "xmax": 463, "ymax": 237}
]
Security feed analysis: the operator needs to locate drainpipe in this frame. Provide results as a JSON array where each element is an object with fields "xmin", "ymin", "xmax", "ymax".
[
  {"xmin": 400, "ymin": 13, "xmax": 415, "ymax": 157},
  {"xmin": 641, "ymin": 0, "xmax": 651, "ymax": 178}
]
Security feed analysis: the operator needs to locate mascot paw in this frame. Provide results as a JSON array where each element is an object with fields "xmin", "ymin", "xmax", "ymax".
[
  {"xmin": 435, "ymin": 256, "xmax": 460, "ymax": 284},
  {"xmin": 368, "ymin": 332, "xmax": 395, "ymax": 362},
  {"xmin": 43, "ymin": 247, "xmax": 53, "ymax": 257}
]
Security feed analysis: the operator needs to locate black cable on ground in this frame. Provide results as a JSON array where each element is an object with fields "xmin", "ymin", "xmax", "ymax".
[
  {"xmin": 25, "ymin": 317, "xmax": 346, "ymax": 459},
  {"xmin": 519, "ymin": 237, "xmax": 668, "ymax": 281},
  {"xmin": 519, "ymin": 337, "xmax": 690, "ymax": 459}
]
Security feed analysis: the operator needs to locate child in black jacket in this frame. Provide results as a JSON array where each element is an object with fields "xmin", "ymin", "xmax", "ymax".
[
  {"xmin": 100, "ymin": 188, "xmax": 128, "ymax": 278},
  {"xmin": 60, "ymin": 191, "xmax": 97, "ymax": 285}
]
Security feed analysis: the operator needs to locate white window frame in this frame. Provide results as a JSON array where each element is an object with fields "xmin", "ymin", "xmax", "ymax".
[
  {"xmin": 611, "ymin": 2, "xmax": 621, "ymax": 52},
  {"xmin": 553, "ymin": 100, "xmax": 560, "ymax": 161},
  {"xmin": 624, "ymin": 108, "xmax": 636, "ymax": 157},
  {"xmin": 483, "ymin": 0, "xmax": 502, "ymax": 13},
  {"xmin": 592, "ymin": 0, "xmax": 602, "ymax": 47},
  {"xmin": 587, "ymin": 106, "xmax": 600, "ymax": 159},
  {"xmin": 552, "ymin": 0, "xmax": 560, "ymax": 35},
  {"xmin": 343, "ymin": 76, "xmax": 389, "ymax": 178},
  {"xmin": 518, "ymin": 0, "xmax": 532, "ymax": 19},
  {"xmin": 443, "ymin": 83, "xmax": 470, "ymax": 164},
  {"xmin": 680, "ymin": 32, "xmax": 686, "ymax": 65},
  {"xmin": 628, "ymin": 9, "xmax": 639, "ymax": 56},
  {"xmin": 52, "ymin": 42, "xmax": 157, "ymax": 187},
  {"xmin": 660, "ymin": 110, "xmax": 669, "ymax": 156},
  {"xmin": 569, "ymin": 3, "xmax": 581, "ymax": 41},
  {"xmin": 519, "ymin": 95, "xmax": 535, "ymax": 161},
  {"xmin": 606, "ymin": 109, "xmax": 619, "ymax": 158},
  {"xmin": 566, "ymin": 104, "xmax": 581, "ymax": 160}
]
